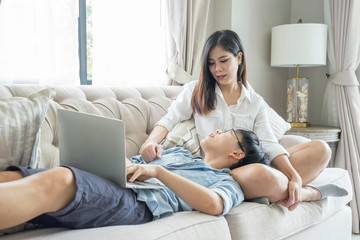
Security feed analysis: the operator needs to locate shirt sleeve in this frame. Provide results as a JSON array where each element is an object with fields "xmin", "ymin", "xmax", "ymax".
[
  {"xmin": 253, "ymin": 97, "xmax": 290, "ymax": 161},
  {"xmin": 209, "ymin": 177, "xmax": 244, "ymax": 216},
  {"xmin": 155, "ymin": 81, "xmax": 196, "ymax": 131}
]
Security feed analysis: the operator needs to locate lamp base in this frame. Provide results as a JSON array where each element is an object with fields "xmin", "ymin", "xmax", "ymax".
[
  {"xmin": 290, "ymin": 122, "xmax": 311, "ymax": 128},
  {"xmin": 286, "ymin": 78, "xmax": 309, "ymax": 123}
]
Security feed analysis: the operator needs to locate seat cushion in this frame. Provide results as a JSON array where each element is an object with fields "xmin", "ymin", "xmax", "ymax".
[
  {"xmin": 225, "ymin": 168, "xmax": 352, "ymax": 240},
  {"xmin": 0, "ymin": 212, "xmax": 231, "ymax": 240}
]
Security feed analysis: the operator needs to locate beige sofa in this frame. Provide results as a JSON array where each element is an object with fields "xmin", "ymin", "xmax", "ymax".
[{"xmin": 0, "ymin": 84, "xmax": 353, "ymax": 240}]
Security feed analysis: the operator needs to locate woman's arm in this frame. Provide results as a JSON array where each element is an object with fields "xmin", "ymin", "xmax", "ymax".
[
  {"xmin": 252, "ymin": 98, "xmax": 302, "ymax": 210},
  {"xmin": 141, "ymin": 126, "xmax": 168, "ymax": 162},
  {"xmin": 253, "ymin": 99, "xmax": 289, "ymax": 161},
  {"xmin": 141, "ymin": 82, "xmax": 196, "ymax": 162},
  {"xmin": 127, "ymin": 164, "xmax": 224, "ymax": 215},
  {"xmin": 271, "ymin": 154, "xmax": 302, "ymax": 210}
]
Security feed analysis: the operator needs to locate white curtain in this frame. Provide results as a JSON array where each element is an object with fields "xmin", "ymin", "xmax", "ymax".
[
  {"xmin": 0, "ymin": 0, "xmax": 79, "ymax": 85},
  {"xmin": 164, "ymin": 0, "xmax": 210, "ymax": 85},
  {"xmin": 91, "ymin": 0, "xmax": 166, "ymax": 87},
  {"xmin": 322, "ymin": 0, "xmax": 360, "ymax": 233}
]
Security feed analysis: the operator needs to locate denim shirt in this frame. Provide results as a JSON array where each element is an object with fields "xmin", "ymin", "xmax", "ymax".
[{"xmin": 129, "ymin": 147, "xmax": 244, "ymax": 220}]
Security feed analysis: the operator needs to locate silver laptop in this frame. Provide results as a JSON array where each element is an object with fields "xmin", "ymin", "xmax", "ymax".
[{"xmin": 57, "ymin": 109, "xmax": 165, "ymax": 189}]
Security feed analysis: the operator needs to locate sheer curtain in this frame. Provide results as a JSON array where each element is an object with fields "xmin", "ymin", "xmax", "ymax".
[
  {"xmin": 0, "ymin": 0, "xmax": 79, "ymax": 85},
  {"xmin": 164, "ymin": 0, "xmax": 210, "ymax": 85},
  {"xmin": 91, "ymin": 0, "xmax": 166, "ymax": 87},
  {"xmin": 322, "ymin": 0, "xmax": 360, "ymax": 233}
]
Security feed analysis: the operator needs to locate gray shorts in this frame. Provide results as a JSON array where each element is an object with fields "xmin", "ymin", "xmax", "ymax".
[{"xmin": 7, "ymin": 166, "xmax": 153, "ymax": 229}]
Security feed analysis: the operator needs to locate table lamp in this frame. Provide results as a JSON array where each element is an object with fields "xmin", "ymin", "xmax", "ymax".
[{"xmin": 271, "ymin": 20, "xmax": 327, "ymax": 128}]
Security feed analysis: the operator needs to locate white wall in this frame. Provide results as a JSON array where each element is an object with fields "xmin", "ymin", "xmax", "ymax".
[
  {"xmin": 290, "ymin": 0, "xmax": 328, "ymax": 124},
  {"xmin": 212, "ymin": 0, "xmax": 232, "ymax": 30},
  {"xmin": 231, "ymin": 0, "xmax": 291, "ymax": 118}
]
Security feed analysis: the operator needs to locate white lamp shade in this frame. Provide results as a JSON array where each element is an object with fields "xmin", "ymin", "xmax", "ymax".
[{"xmin": 271, "ymin": 23, "xmax": 328, "ymax": 67}]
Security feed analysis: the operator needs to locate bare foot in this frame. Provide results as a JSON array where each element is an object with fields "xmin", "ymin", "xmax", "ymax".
[{"xmin": 302, "ymin": 186, "xmax": 322, "ymax": 202}]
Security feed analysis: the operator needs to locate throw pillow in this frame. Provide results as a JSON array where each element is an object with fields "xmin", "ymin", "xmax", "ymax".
[
  {"xmin": 246, "ymin": 82, "xmax": 291, "ymax": 141},
  {"xmin": 265, "ymin": 101, "xmax": 291, "ymax": 141},
  {"xmin": 0, "ymin": 88, "xmax": 55, "ymax": 170},
  {"xmin": 160, "ymin": 119, "xmax": 201, "ymax": 156}
]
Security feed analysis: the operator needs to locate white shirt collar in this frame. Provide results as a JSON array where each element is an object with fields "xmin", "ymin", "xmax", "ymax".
[
  {"xmin": 215, "ymin": 83, "xmax": 251, "ymax": 103},
  {"xmin": 239, "ymin": 84, "xmax": 251, "ymax": 102}
]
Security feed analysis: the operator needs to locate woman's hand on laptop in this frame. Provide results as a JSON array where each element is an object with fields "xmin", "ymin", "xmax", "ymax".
[{"xmin": 126, "ymin": 164, "xmax": 163, "ymax": 182}]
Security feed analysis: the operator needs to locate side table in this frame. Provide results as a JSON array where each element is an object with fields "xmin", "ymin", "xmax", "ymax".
[{"xmin": 285, "ymin": 125, "xmax": 341, "ymax": 167}]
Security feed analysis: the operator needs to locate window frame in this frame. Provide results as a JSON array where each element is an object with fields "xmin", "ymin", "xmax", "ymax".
[{"xmin": 78, "ymin": 0, "xmax": 92, "ymax": 85}]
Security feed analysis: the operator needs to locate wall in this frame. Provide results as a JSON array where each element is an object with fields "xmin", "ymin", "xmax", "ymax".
[
  {"xmin": 290, "ymin": 0, "xmax": 328, "ymax": 124},
  {"xmin": 212, "ymin": 0, "xmax": 232, "ymax": 30},
  {"xmin": 230, "ymin": 0, "xmax": 291, "ymax": 118}
]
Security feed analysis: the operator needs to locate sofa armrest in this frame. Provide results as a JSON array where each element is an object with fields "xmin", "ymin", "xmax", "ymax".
[{"xmin": 279, "ymin": 135, "xmax": 311, "ymax": 149}]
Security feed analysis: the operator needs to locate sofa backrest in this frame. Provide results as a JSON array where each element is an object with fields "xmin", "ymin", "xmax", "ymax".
[{"xmin": 0, "ymin": 85, "xmax": 182, "ymax": 168}]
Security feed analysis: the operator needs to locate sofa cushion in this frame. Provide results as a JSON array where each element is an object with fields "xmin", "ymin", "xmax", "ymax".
[
  {"xmin": 279, "ymin": 134, "xmax": 311, "ymax": 149},
  {"xmin": 225, "ymin": 168, "xmax": 352, "ymax": 240},
  {"xmin": 0, "ymin": 88, "xmax": 55, "ymax": 170},
  {"xmin": 0, "ymin": 212, "xmax": 232, "ymax": 240}
]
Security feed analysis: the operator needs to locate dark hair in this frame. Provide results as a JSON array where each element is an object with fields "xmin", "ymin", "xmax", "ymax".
[
  {"xmin": 229, "ymin": 129, "xmax": 270, "ymax": 169},
  {"xmin": 191, "ymin": 29, "xmax": 247, "ymax": 115}
]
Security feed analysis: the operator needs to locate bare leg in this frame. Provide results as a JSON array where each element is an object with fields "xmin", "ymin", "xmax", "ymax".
[
  {"xmin": 0, "ymin": 170, "xmax": 24, "ymax": 183},
  {"xmin": 231, "ymin": 140, "xmax": 330, "ymax": 207},
  {"xmin": 231, "ymin": 164, "xmax": 288, "ymax": 203},
  {"xmin": 276, "ymin": 140, "xmax": 331, "ymax": 210},
  {"xmin": 287, "ymin": 139, "xmax": 331, "ymax": 184},
  {"xmin": 0, "ymin": 167, "xmax": 76, "ymax": 230},
  {"xmin": 231, "ymin": 165, "xmax": 320, "ymax": 204},
  {"xmin": 301, "ymin": 186, "xmax": 321, "ymax": 201}
]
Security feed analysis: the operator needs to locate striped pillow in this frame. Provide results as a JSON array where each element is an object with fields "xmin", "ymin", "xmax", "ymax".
[
  {"xmin": 0, "ymin": 88, "xmax": 55, "ymax": 170},
  {"xmin": 160, "ymin": 119, "xmax": 201, "ymax": 156}
]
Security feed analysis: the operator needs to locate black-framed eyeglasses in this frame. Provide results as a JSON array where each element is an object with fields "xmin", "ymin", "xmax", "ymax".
[{"xmin": 223, "ymin": 128, "xmax": 245, "ymax": 152}]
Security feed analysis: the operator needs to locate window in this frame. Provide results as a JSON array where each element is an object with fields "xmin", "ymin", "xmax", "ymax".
[
  {"xmin": 79, "ymin": 0, "xmax": 167, "ymax": 87},
  {"xmin": 0, "ymin": 0, "xmax": 79, "ymax": 85}
]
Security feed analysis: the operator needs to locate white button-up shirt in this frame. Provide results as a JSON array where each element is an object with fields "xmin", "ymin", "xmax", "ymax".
[{"xmin": 157, "ymin": 81, "xmax": 288, "ymax": 161}]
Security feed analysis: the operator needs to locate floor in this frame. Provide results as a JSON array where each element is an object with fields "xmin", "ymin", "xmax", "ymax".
[{"xmin": 353, "ymin": 233, "xmax": 360, "ymax": 239}]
